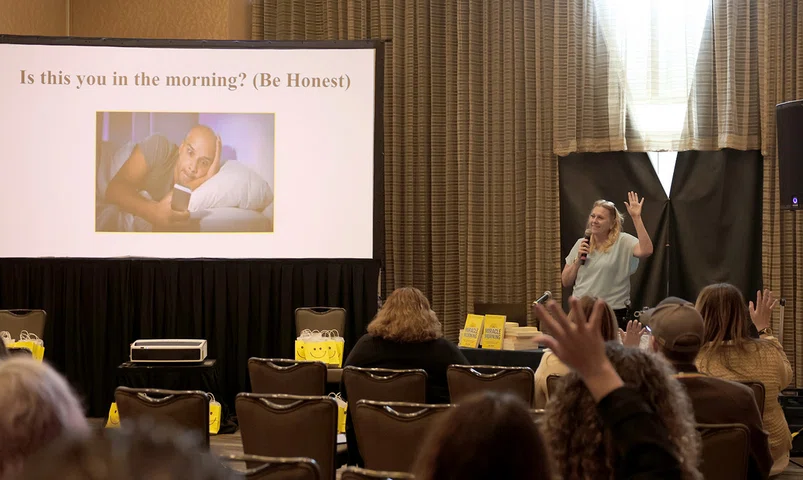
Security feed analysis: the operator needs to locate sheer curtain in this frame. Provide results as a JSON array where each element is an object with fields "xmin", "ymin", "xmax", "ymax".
[{"xmin": 593, "ymin": 0, "xmax": 709, "ymax": 150}]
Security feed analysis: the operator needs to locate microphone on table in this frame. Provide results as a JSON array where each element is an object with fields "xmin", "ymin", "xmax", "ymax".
[
  {"xmin": 579, "ymin": 229, "xmax": 591, "ymax": 265},
  {"xmin": 532, "ymin": 291, "xmax": 552, "ymax": 306}
]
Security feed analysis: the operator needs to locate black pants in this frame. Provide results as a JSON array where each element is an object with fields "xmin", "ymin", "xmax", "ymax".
[{"xmin": 613, "ymin": 308, "xmax": 629, "ymax": 330}]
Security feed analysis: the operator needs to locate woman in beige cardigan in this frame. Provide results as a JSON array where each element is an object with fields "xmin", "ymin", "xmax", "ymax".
[{"xmin": 695, "ymin": 283, "xmax": 792, "ymax": 477}]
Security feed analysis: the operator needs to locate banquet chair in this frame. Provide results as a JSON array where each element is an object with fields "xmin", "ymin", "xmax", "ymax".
[
  {"xmin": 339, "ymin": 466, "xmax": 415, "ymax": 480},
  {"xmin": 696, "ymin": 423, "xmax": 750, "ymax": 480},
  {"xmin": 114, "ymin": 387, "xmax": 210, "ymax": 447},
  {"xmin": 447, "ymin": 364, "xmax": 535, "ymax": 407},
  {"xmin": 0, "ymin": 309, "xmax": 47, "ymax": 340},
  {"xmin": 219, "ymin": 454, "xmax": 321, "ymax": 480},
  {"xmin": 248, "ymin": 358, "xmax": 327, "ymax": 396},
  {"xmin": 236, "ymin": 393, "xmax": 338, "ymax": 480}
]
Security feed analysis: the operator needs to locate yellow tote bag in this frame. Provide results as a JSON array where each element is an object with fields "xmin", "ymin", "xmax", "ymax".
[
  {"xmin": 320, "ymin": 330, "xmax": 343, "ymax": 367},
  {"xmin": 329, "ymin": 393, "xmax": 347, "ymax": 434},
  {"xmin": 295, "ymin": 338, "xmax": 307, "ymax": 360},
  {"xmin": 209, "ymin": 394, "xmax": 222, "ymax": 435},
  {"xmin": 105, "ymin": 402, "xmax": 121, "ymax": 428}
]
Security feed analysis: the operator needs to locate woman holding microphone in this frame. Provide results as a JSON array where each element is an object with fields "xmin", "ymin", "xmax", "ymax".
[{"xmin": 562, "ymin": 192, "xmax": 654, "ymax": 329}]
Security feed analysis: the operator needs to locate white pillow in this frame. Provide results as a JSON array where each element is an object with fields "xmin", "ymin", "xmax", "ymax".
[{"xmin": 189, "ymin": 161, "xmax": 273, "ymax": 212}]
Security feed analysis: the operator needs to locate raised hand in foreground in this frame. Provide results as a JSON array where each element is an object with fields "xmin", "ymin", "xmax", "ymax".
[{"xmin": 533, "ymin": 298, "xmax": 624, "ymax": 402}]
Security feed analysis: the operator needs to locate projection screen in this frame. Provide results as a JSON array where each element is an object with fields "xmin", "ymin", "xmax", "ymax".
[{"xmin": 0, "ymin": 37, "xmax": 384, "ymax": 260}]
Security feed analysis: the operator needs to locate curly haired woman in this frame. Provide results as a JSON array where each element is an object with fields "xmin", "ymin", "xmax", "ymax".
[{"xmin": 544, "ymin": 342, "xmax": 702, "ymax": 479}]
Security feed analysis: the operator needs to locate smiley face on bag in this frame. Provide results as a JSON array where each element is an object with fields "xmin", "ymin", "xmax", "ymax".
[
  {"xmin": 307, "ymin": 343, "xmax": 328, "ymax": 360},
  {"xmin": 327, "ymin": 343, "xmax": 338, "ymax": 362}
]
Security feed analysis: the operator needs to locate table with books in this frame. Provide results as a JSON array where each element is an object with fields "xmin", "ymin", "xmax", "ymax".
[{"xmin": 458, "ymin": 315, "xmax": 546, "ymax": 370}]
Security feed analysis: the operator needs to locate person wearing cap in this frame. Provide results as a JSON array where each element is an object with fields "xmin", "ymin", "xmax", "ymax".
[{"xmin": 643, "ymin": 297, "xmax": 772, "ymax": 479}]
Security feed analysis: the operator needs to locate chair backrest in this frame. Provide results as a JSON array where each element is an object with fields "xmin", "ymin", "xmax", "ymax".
[
  {"xmin": 114, "ymin": 387, "xmax": 210, "ymax": 447},
  {"xmin": 342, "ymin": 367, "xmax": 428, "ymax": 409},
  {"xmin": 473, "ymin": 302, "xmax": 528, "ymax": 327},
  {"xmin": 294, "ymin": 308, "xmax": 346, "ymax": 337},
  {"xmin": 545, "ymin": 374, "xmax": 564, "ymax": 401},
  {"xmin": 737, "ymin": 380, "xmax": 766, "ymax": 416},
  {"xmin": 235, "ymin": 393, "xmax": 338, "ymax": 480},
  {"xmin": 446, "ymin": 365, "xmax": 535, "ymax": 407},
  {"xmin": 696, "ymin": 423, "xmax": 750, "ymax": 480},
  {"xmin": 0, "ymin": 309, "xmax": 47, "ymax": 339},
  {"xmin": 352, "ymin": 400, "xmax": 453, "ymax": 473},
  {"xmin": 339, "ymin": 466, "xmax": 415, "ymax": 480},
  {"xmin": 248, "ymin": 358, "xmax": 327, "ymax": 396},
  {"xmin": 220, "ymin": 454, "xmax": 321, "ymax": 480}
]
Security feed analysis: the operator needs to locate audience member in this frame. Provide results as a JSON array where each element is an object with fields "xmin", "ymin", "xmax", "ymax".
[
  {"xmin": 0, "ymin": 357, "xmax": 90, "ymax": 479},
  {"xmin": 341, "ymin": 286, "xmax": 468, "ymax": 466},
  {"xmin": 534, "ymin": 298, "xmax": 702, "ymax": 479},
  {"xmin": 644, "ymin": 296, "xmax": 772, "ymax": 479},
  {"xmin": 20, "ymin": 417, "xmax": 236, "ymax": 480},
  {"xmin": 695, "ymin": 284, "xmax": 792, "ymax": 476},
  {"xmin": 413, "ymin": 391, "xmax": 551, "ymax": 480},
  {"xmin": 533, "ymin": 295, "xmax": 620, "ymax": 408},
  {"xmin": 342, "ymin": 286, "xmax": 468, "ymax": 403}
]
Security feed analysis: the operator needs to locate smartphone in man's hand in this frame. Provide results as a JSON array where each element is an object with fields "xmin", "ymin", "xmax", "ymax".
[{"xmin": 171, "ymin": 184, "xmax": 192, "ymax": 211}]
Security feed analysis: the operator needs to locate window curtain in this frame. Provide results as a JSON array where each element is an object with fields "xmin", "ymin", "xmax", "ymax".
[
  {"xmin": 553, "ymin": 0, "xmax": 763, "ymax": 154},
  {"xmin": 758, "ymin": 1, "xmax": 803, "ymax": 384},
  {"xmin": 252, "ymin": 0, "xmax": 562, "ymax": 338}
]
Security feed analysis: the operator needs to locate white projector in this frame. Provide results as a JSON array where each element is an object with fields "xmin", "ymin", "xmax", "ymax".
[{"xmin": 129, "ymin": 339, "xmax": 208, "ymax": 363}]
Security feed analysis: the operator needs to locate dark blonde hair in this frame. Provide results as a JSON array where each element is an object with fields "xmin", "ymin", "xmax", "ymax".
[
  {"xmin": 695, "ymin": 283, "xmax": 782, "ymax": 375},
  {"xmin": 572, "ymin": 296, "xmax": 619, "ymax": 342},
  {"xmin": 413, "ymin": 391, "xmax": 552, "ymax": 480},
  {"xmin": 544, "ymin": 343, "xmax": 701, "ymax": 480},
  {"xmin": 588, "ymin": 200, "xmax": 625, "ymax": 253},
  {"xmin": 367, "ymin": 287, "xmax": 442, "ymax": 343}
]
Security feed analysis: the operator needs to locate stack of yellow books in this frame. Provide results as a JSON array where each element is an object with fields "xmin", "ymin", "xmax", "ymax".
[{"xmin": 502, "ymin": 323, "xmax": 541, "ymax": 350}]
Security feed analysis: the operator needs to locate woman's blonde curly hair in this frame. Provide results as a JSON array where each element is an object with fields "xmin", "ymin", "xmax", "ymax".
[
  {"xmin": 544, "ymin": 343, "xmax": 702, "ymax": 480},
  {"xmin": 367, "ymin": 287, "xmax": 443, "ymax": 343}
]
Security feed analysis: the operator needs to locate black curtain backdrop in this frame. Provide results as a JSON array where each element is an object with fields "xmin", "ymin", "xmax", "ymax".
[
  {"xmin": 0, "ymin": 258, "xmax": 380, "ymax": 417},
  {"xmin": 559, "ymin": 149, "xmax": 763, "ymax": 311},
  {"xmin": 668, "ymin": 149, "xmax": 763, "ymax": 302},
  {"xmin": 559, "ymin": 152, "xmax": 668, "ymax": 311}
]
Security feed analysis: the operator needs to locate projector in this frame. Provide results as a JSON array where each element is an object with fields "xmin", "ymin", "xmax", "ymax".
[{"xmin": 129, "ymin": 339, "xmax": 208, "ymax": 363}]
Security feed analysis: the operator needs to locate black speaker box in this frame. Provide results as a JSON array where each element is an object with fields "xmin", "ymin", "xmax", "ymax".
[{"xmin": 776, "ymin": 100, "xmax": 803, "ymax": 210}]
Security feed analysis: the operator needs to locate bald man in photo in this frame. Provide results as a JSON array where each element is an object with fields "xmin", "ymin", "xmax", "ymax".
[{"xmin": 105, "ymin": 125, "xmax": 221, "ymax": 231}]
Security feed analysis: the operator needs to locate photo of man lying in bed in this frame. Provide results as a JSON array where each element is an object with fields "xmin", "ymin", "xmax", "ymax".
[{"xmin": 95, "ymin": 112, "xmax": 275, "ymax": 233}]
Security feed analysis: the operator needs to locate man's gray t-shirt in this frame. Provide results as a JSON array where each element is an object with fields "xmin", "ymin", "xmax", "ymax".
[
  {"xmin": 138, "ymin": 134, "xmax": 178, "ymax": 202},
  {"xmin": 565, "ymin": 232, "xmax": 640, "ymax": 309}
]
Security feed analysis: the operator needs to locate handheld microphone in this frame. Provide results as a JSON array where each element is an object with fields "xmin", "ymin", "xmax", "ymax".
[
  {"xmin": 532, "ymin": 291, "xmax": 552, "ymax": 305},
  {"xmin": 579, "ymin": 230, "xmax": 591, "ymax": 265}
]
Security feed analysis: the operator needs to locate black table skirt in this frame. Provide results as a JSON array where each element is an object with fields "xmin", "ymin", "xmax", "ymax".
[
  {"xmin": 460, "ymin": 347, "xmax": 545, "ymax": 371},
  {"xmin": 115, "ymin": 359, "xmax": 236, "ymax": 432}
]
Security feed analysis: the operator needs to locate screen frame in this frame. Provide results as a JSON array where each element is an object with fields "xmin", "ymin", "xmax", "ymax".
[{"xmin": 0, "ymin": 34, "xmax": 386, "ymax": 263}]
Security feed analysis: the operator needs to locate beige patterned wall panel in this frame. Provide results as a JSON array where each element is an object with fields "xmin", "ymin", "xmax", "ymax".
[
  {"xmin": 69, "ymin": 0, "xmax": 230, "ymax": 39},
  {"xmin": 0, "ymin": 0, "xmax": 67, "ymax": 36}
]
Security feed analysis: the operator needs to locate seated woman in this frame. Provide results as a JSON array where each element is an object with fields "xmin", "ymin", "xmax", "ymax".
[
  {"xmin": 543, "ymin": 341, "xmax": 701, "ymax": 479},
  {"xmin": 413, "ymin": 391, "xmax": 552, "ymax": 480},
  {"xmin": 341, "ymin": 286, "xmax": 469, "ymax": 465},
  {"xmin": 0, "ymin": 358, "xmax": 90, "ymax": 479},
  {"xmin": 533, "ymin": 296, "xmax": 621, "ymax": 408},
  {"xmin": 695, "ymin": 283, "xmax": 792, "ymax": 476},
  {"xmin": 342, "ymin": 286, "xmax": 469, "ymax": 403}
]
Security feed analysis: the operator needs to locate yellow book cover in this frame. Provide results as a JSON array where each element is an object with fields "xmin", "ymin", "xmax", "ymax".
[
  {"xmin": 481, "ymin": 314, "xmax": 507, "ymax": 350},
  {"xmin": 458, "ymin": 314, "xmax": 485, "ymax": 348}
]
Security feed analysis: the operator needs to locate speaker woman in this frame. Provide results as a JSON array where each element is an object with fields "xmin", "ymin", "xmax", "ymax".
[{"xmin": 562, "ymin": 192, "xmax": 654, "ymax": 328}]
